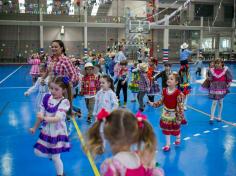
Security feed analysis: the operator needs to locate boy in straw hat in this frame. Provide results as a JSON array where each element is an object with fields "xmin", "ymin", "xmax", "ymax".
[
  {"xmin": 137, "ymin": 63, "xmax": 150, "ymax": 112},
  {"xmin": 80, "ymin": 62, "xmax": 100, "ymax": 123}
]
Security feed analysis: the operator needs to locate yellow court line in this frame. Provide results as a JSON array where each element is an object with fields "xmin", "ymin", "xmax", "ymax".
[
  {"xmin": 71, "ymin": 117, "xmax": 101, "ymax": 176},
  {"xmin": 187, "ymin": 105, "xmax": 236, "ymax": 127}
]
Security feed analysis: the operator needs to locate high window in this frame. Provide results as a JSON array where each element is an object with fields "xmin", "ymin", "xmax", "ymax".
[
  {"xmin": 224, "ymin": 5, "xmax": 234, "ymax": 19},
  {"xmin": 194, "ymin": 4, "xmax": 214, "ymax": 19}
]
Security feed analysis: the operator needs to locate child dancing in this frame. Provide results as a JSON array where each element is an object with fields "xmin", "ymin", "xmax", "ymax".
[{"xmin": 149, "ymin": 73, "xmax": 186, "ymax": 152}]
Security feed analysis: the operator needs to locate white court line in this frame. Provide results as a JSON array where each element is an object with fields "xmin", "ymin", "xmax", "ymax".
[
  {"xmin": 203, "ymin": 130, "xmax": 210, "ymax": 134},
  {"xmin": 193, "ymin": 133, "xmax": 201, "ymax": 137},
  {"xmin": 0, "ymin": 87, "xmax": 29, "ymax": 89},
  {"xmin": 212, "ymin": 128, "xmax": 219, "ymax": 131},
  {"xmin": 0, "ymin": 65, "xmax": 23, "ymax": 85},
  {"xmin": 222, "ymin": 125, "xmax": 229, "ymax": 128},
  {"xmin": 183, "ymin": 137, "xmax": 191, "ymax": 141}
]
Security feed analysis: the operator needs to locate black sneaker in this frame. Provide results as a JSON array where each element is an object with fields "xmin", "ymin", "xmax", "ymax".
[
  {"xmin": 216, "ymin": 118, "xmax": 222, "ymax": 122},
  {"xmin": 209, "ymin": 119, "xmax": 214, "ymax": 124},
  {"xmin": 87, "ymin": 118, "xmax": 92, "ymax": 124},
  {"xmin": 139, "ymin": 108, "xmax": 144, "ymax": 112},
  {"xmin": 77, "ymin": 109, "xmax": 82, "ymax": 119}
]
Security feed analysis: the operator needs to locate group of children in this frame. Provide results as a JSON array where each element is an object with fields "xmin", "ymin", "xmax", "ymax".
[{"xmin": 25, "ymin": 43, "xmax": 232, "ymax": 175}]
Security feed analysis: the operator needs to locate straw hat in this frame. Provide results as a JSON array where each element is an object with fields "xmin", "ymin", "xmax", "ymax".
[
  {"xmin": 138, "ymin": 63, "xmax": 148, "ymax": 72},
  {"xmin": 181, "ymin": 42, "xmax": 189, "ymax": 49},
  {"xmin": 84, "ymin": 62, "xmax": 94, "ymax": 68},
  {"xmin": 81, "ymin": 62, "xmax": 99, "ymax": 75}
]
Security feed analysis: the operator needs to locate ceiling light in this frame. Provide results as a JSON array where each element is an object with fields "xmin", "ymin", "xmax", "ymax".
[{"xmin": 91, "ymin": 3, "xmax": 99, "ymax": 16}]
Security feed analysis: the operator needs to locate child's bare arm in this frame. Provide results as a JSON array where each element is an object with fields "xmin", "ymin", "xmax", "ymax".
[{"xmin": 29, "ymin": 118, "xmax": 42, "ymax": 134}]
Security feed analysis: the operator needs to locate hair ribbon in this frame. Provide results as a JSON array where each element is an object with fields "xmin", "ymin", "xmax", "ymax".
[
  {"xmin": 97, "ymin": 108, "xmax": 110, "ymax": 121},
  {"xmin": 62, "ymin": 76, "xmax": 70, "ymax": 85},
  {"xmin": 135, "ymin": 111, "xmax": 147, "ymax": 128}
]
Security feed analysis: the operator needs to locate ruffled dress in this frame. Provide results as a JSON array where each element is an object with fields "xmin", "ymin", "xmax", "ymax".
[
  {"xmin": 129, "ymin": 67, "xmax": 140, "ymax": 93},
  {"xmin": 208, "ymin": 67, "xmax": 232, "ymax": 100},
  {"xmin": 153, "ymin": 88, "xmax": 186, "ymax": 136},
  {"xmin": 34, "ymin": 94, "xmax": 70, "ymax": 158}
]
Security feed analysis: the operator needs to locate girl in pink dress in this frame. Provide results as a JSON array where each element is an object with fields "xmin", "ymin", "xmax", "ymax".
[
  {"xmin": 87, "ymin": 109, "xmax": 164, "ymax": 176},
  {"xmin": 208, "ymin": 58, "xmax": 232, "ymax": 124},
  {"xmin": 28, "ymin": 53, "xmax": 41, "ymax": 84}
]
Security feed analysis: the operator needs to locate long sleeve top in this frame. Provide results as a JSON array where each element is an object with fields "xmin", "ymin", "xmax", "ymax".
[{"xmin": 93, "ymin": 89, "xmax": 118, "ymax": 116}]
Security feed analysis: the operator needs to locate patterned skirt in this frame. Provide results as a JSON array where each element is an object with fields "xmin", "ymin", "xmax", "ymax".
[
  {"xmin": 160, "ymin": 107, "xmax": 180, "ymax": 136},
  {"xmin": 209, "ymin": 81, "xmax": 229, "ymax": 100},
  {"xmin": 129, "ymin": 81, "xmax": 139, "ymax": 93},
  {"xmin": 148, "ymin": 81, "xmax": 160, "ymax": 95}
]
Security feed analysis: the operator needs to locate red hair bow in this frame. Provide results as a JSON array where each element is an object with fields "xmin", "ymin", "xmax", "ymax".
[
  {"xmin": 135, "ymin": 111, "xmax": 147, "ymax": 128},
  {"xmin": 97, "ymin": 108, "xmax": 110, "ymax": 121}
]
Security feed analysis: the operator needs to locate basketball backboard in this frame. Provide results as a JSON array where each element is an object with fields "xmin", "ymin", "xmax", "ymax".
[{"xmin": 129, "ymin": 20, "xmax": 150, "ymax": 34}]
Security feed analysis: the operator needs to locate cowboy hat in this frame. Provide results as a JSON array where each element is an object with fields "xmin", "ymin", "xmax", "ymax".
[
  {"xmin": 138, "ymin": 63, "xmax": 148, "ymax": 72},
  {"xmin": 181, "ymin": 42, "xmax": 189, "ymax": 49}
]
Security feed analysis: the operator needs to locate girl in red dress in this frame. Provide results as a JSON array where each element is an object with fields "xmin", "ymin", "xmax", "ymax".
[{"xmin": 149, "ymin": 72, "xmax": 186, "ymax": 152}]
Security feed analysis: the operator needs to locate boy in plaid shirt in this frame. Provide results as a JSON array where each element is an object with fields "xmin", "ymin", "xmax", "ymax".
[
  {"xmin": 137, "ymin": 63, "xmax": 150, "ymax": 112},
  {"xmin": 80, "ymin": 63, "xmax": 100, "ymax": 123}
]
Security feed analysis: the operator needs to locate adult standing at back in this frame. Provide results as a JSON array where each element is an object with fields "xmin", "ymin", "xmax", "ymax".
[
  {"xmin": 179, "ymin": 42, "xmax": 192, "ymax": 111},
  {"xmin": 47, "ymin": 40, "xmax": 80, "ymax": 115},
  {"xmin": 179, "ymin": 42, "xmax": 192, "ymax": 66},
  {"xmin": 48, "ymin": 40, "xmax": 78, "ymax": 85}
]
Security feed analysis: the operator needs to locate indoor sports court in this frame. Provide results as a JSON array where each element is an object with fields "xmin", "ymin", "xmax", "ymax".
[
  {"xmin": 0, "ymin": 64, "xmax": 236, "ymax": 176},
  {"xmin": 0, "ymin": 0, "xmax": 236, "ymax": 175}
]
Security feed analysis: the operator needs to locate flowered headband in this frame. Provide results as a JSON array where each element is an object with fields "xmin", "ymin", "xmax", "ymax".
[
  {"xmin": 97, "ymin": 108, "xmax": 110, "ymax": 121},
  {"xmin": 135, "ymin": 111, "xmax": 147, "ymax": 129},
  {"xmin": 62, "ymin": 76, "xmax": 70, "ymax": 85}
]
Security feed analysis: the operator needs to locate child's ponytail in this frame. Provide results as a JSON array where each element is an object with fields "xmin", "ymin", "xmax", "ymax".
[
  {"xmin": 86, "ymin": 121, "xmax": 104, "ymax": 156},
  {"xmin": 138, "ymin": 120, "xmax": 157, "ymax": 154}
]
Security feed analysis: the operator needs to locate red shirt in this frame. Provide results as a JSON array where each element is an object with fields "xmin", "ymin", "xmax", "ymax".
[
  {"xmin": 81, "ymin": 74, "xmax": 99, "ymax": 96},
  {"xmin": 163, "ymin": 88, "xmax": 181, "ymax": 109}
]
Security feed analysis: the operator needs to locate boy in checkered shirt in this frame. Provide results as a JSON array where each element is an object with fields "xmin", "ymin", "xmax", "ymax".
[{"xmin": 80, "ymin": 62, "xmax": 100, "ymax": 123}]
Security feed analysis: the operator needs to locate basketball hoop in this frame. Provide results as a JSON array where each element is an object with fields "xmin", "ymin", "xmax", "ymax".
[{"xmin": 129, "ymin": 20, "xmax": 150, "ymax": 34}]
